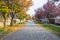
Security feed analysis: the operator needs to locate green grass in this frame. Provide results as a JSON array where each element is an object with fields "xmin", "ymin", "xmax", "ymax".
[
  {"xmin": 42, "ymin": 24, "xmax": 60, "ymax": 33},
  {"xmin": 19, "ymin": 22, "xmax": 25, "ymax": 24},
  {"xmin": 34, "ymin": 20, "xmax": 60, "ymax": 34},
  {"xmin": 0, "ymin": 28, "xmax": 4, "ymax": 32}
]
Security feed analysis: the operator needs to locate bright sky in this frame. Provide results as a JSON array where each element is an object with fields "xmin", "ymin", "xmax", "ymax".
[{"xmin": 27, "ymin": 0, "xmax": 48, "ymax": 17}]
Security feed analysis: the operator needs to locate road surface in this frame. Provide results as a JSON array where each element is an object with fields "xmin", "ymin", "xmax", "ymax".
[{"xmin": 1, "ymin": 21, "xmax": 60, "ymax": 40}]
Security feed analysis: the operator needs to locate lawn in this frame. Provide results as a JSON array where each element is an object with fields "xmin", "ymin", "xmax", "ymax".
[
  {"xmin": 42, "ymin": 24, "xmax": 60, "ymax": 33},
  {"xmin": 34, "ymin": 20, "xmax": 60, "ymax": 36}
]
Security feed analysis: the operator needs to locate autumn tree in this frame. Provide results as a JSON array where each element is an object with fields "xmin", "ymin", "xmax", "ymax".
[
  {"xmin": 2, "ymin": 0, "xmax": 21, "ymax": 26},
  {"xmin": 0, "ymin": 0, "xmax": 32, "ymax": 26},
  {"xmin": 16, "ymin": 0, "xmax": 32, "ymax": 22},
  {"xmin": 16, "ymin": 13, "xmax": 27, "ymax": 22},
  {"xmin": 0, "ymin": 1, "xmax": 10, "ymax": 28},
  {"xmin": 7, "ymin": 0, "xmax": 32, "ymax": 26},
  {"xmin": 26, "ymin": 14, "xmax": 31, "ymax": 20}
]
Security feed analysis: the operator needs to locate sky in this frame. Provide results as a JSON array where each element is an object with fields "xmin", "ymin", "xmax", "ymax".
[{"xmin": 27, "ymin": 0, "xmax": 48, "ymax": 17}]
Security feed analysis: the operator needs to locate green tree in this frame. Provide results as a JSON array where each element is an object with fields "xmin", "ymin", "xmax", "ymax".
[
  {"xmin": 16, "ymin": 13, "xmax": 27, "ymax": 22},
  {"xmin": 2, "ymin": 0, "xmax": 20, "ymax": 26},
  {"xmin": 10, "ymin": 5, "xmax": 20, "ymax": 26},
  {"xmin": 2, "ymin": 0, "xmax": 32, "ymax": 26},
  {"xmin": 0, "ymin": 1, "xmax": 10, "ymax": 28},
  {"xmin": 26, "ymin": 14, "xmax": 31, "ymax": 20}
]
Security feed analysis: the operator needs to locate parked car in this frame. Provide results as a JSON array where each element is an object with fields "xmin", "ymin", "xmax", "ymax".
[
  {"xmin": 49, "ymin": 16, "xmax": 60, "ymax": 24},
  {"xmin": 49, "ymin": 18, "xmax": 55, "ymax": 24}
]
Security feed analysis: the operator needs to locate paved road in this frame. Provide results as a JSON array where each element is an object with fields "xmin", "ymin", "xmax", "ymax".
[{"xmin": 1, "ymin": 21, "xmax": 60, "ymax": 40}]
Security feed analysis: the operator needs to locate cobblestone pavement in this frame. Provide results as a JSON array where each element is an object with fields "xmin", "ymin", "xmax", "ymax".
[{"xmin": 1, "ymin": 21, "xmax": 60, "ymax": 40}]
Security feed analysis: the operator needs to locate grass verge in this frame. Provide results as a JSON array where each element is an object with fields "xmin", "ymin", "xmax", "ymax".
[
  {"xmin": 0, "ymin": 24, "xmax": 25, "ymax": 39},
  {"xmin": 0, "ymin": 28, "xmax": 4, "ymax": 33},
  {"xmin": 34, "ymin": 20, "xmax": 60, "ymax": 36},
  {"xmin": 43, "ymin": 24, "xmax": 60, "ymax": 32},
  {"xmin": 41, "ymin": 24, "xmax": 60, "ymax": 36}
]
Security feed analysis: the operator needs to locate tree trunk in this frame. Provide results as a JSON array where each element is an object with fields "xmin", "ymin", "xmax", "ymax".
[
  {"xmin": 20, "ymin": 19, "xmax": 21, "ymax": 22},
  {"xmin": 10, "ymin": 11, "xmax": 16, "ymax": 26},
  {"xmin": 3, "ymin": 15, "xmax": 6, "ymax": 28},
  {"xmin": 10, "ymin": 16, "xmax": 14, "ymax": 26}
]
